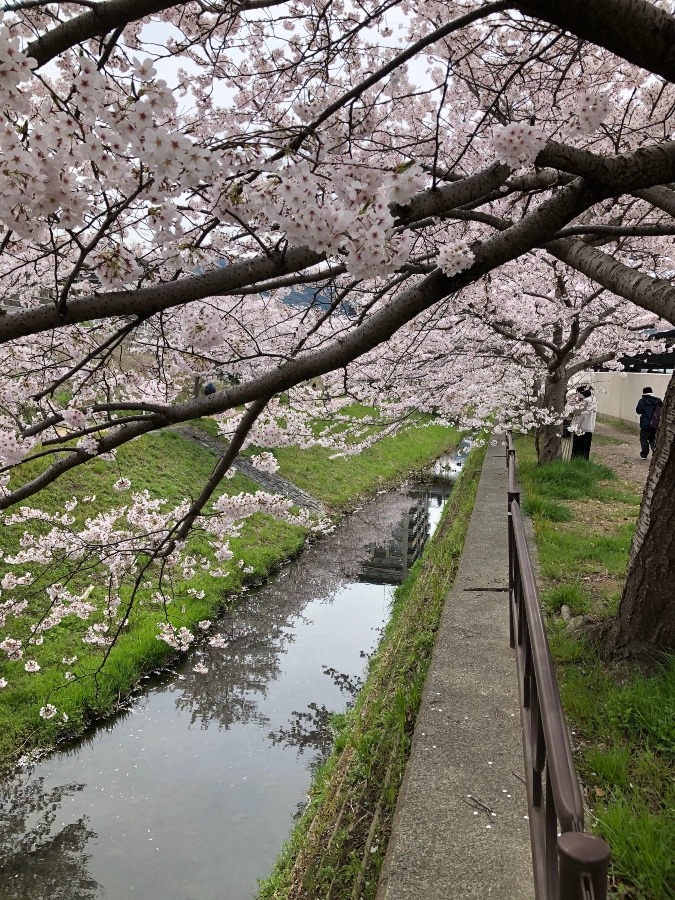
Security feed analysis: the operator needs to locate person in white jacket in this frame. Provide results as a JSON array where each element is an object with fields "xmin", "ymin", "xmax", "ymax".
[{"xmin": 565, "ymin": 384, "xmax": 597, "ymax": 460}]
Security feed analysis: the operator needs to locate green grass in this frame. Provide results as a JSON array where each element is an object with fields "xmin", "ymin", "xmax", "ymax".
[
  {"xmin": 542, "ymin": 582, "xmax": 592, "ymax": 616},
  {"xmin": 597, "ymin": 415, "xmax": 639, "ymax": 435},
  {"xmin": 519, "ymin": 452, "xmax": 615, "ymax": 501},
  {"xmin": 274, "ymin": 422, "xmax": 459, "ymax": 509},
  {"xmin": 516, "ymin": 434, "xmax": 675, "ymax": 899},
  {"xmin": 0, "ymin": 430, "xmax": 307, "ymax": 766},
  {"xmin": 190, "ymin": 413, "xmax": 459, "ymax": 510},
  {"xmin": 536, "ymin": 522, "xmax": 635, "ymax": 583},
  {"xmin": 256, "ymin": 446, "xmax": 485, "ymax": 900},
  {"xmin": 522, "ymin": 494, "xmax": 572, "ymax": 521},
  {"xmin": 0, "ymin": 419, "xmax": 459, "ymax": 770}
]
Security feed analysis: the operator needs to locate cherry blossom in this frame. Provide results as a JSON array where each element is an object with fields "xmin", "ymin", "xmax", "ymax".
[
  {"xmin": 0, "ymin": 0, "xmax": 673, "ymax": 692},
  {"xmin": 491, "ymin": 122, "xmax": 549, "ymax": 169},
  {"xmin": 437, "ymin": 241, "xmax": 475, "ymax": 277}
]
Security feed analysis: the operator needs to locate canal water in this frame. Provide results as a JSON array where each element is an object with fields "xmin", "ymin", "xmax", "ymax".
[{"xmin": 0, "ymin": 478, "xmax": 453, "ymax": 900}]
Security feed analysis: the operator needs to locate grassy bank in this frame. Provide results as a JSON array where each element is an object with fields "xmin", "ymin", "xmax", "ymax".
[
  {"xmin": 0, "ymin": 422, "xmax": 459, "ymax": 770},
  {"xmin": 274, "ymin": 422, "xmax": 463, "ymax": 510},
  {"xmin": 257, "ymin": 445, "xmax": 485, "ymax": 900},
  {"xmin": 516, "ymin": 437, "xmax": 674, "ymax": 900}
]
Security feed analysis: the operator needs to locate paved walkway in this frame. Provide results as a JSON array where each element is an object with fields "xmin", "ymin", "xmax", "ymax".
[
  {"xmin": 593, "ymin": 420, "xmax": 649, "ymax": 489},
  {"xmin": 376, "ymin": 442, "xmax": 534, "ymax": 900}
]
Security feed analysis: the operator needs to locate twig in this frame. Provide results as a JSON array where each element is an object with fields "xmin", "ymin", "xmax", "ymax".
[{"xmin": 463, "ymin": 793, "xmax": 495, "ymax": 821}]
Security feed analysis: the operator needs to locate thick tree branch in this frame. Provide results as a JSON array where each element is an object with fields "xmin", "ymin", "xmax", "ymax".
[
  {"xmin": 545, "ymin": 238, "xmax": 675, "ymax": 324},
  {"xmin": 0, "ymin": 246, "xmax": 326, "ymax": 344},
  {"xmin": 553, "ymin": 224, "xmax": 675, "ymax": 239},
  {"xmin": 568, "ymin": 352, "xmax": 616, "ymax": 377},
  {"xmin": 515, "ymin": 0, "xmax": 675, "ymax": 83},
  {"xmin": 537, "ymin": 141, "xmax": 675, "ymax": 191},
  {"xmin": 0, "ymin": 175, "xmax": 603, "ymax": 508},
  {"xmin": 4, "ymin": 140, "xmax": 675, "ymax": 346},
  {"xmin": 26, "ymin": 0, "xmax": 285, "ymax": 68},
  {"xmin": 633, "ymin": 186, "xmax": 675, "ymax": 218}
]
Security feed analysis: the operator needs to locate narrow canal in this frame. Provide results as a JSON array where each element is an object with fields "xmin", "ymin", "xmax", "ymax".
[{"xmin": 0, "ymin": 477, "xmax": 453, "ymax": 900}]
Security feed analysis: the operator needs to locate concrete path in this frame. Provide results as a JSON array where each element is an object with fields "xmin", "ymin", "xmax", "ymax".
[
  {"xmin": 376, "ymin": 441, "xmax": 534, "ymax": 900},
  {"xmin": 593, "ymin": 420, "xmax": 649, "ymax": 489}
]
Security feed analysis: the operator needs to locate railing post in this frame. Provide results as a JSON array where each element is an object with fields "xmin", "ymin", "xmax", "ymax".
[
  {"xmin": 506, "ymin": 434, "xmax": 520, "ymax": 649},
  {"xmin": 507, "ymin": 430, "xmax": 610, "ymax": 900},
  {"xmin": 557, "ymin": 832, "xmax": 610, "ymax": 900},
  {"xmin": 508, "ymin": 506, "xmax": 516, "ymax": 649}
]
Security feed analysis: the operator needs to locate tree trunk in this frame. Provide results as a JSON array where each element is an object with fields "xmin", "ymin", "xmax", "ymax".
[
  {"xmin": 604, "ymin": 371, "xmax": 675, "ymax": 657},
  {"xmin": 536, "ymin": 373, "xmax": 568, "ymax": 464}
]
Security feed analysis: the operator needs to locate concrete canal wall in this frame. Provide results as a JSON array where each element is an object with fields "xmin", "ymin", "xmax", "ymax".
[{"xmin": 376, "ymin": 442, "xmax": 534, "ymax": 900}]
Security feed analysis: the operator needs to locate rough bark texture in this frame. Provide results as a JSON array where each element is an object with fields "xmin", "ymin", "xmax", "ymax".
[
  {"xmin": 517, "ymin": 0, "xmax": 675, "ymax": 83},
  {"xmin": 606, "ymin": 372, "xmax": 675, "ymax": 657},
  {"xmin": 536, "ymin": 371, "xmax": 568, "ymax": 464}
]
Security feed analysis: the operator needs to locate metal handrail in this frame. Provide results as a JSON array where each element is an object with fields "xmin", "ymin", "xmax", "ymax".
[{"xmin": 506, "ymin": 433, "xmax": 610, "ymax": 900}]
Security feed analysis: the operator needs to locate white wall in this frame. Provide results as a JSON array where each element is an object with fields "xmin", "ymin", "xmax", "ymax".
[{"xmin": 581, "ymin": 372, "xmax": 672, "ymax": 425}]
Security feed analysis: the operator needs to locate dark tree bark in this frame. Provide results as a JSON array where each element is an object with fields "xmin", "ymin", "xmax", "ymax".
[
  {"xmin": 536, "ymin": 371, "xmax": 568, "ymax": 464},
  {"xmin": 605, "ymin": 371, "xmax": 675, "ymax": 657}
]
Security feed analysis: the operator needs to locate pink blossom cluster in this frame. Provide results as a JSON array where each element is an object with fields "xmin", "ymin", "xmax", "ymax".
[
  {"xmin": 0, "ymin": 20, "xmax": 214, "ymax": 284},
  {"xmin": 250, "ymin": 452, "xmax": 279, "ymax": 474},
  {"xmin": 437, "ymin": 241, "xmax": 475, "ymax": 277},
  {"xmin": 61, "ymin": 407, "xmax": 88, "ymax": 430},
  {"xmin": 0, "ymin": 27, "xmax": 35, "ymax": 92},
  {"xmin": 91, "ymin": 246, "xmax": 141, "ymax": 290},
  {"xmin": 83, "ymin": 623, "xmax": 112, "ymax": 647},
  {"xmin": 0, "ymin": 596, "xmax": 28, "ymax": 629},
  {"xmin": 247, "ymin": 160, "xmax": 423, "ymax": 279},
  {"xmin": 156, "ymin": 622, "xmax": 195, "ymax": 651},
  {"xmin": 491, "ymin": 122, "xmax": 549, "ymax": 168},
  {"xmin": 563, "ymin": 89, "xmax": 611, "ymax": 138},
  {"xmin": 386, "ymin": 163, "xmax": 427, "ymax": 206},
  {"xmin": 210, "ymin": 490, "xmax": 308, "ymax": 535},
  {"xmin": 0, "ymin": 429, "xmax": 31, "ymax": 466},
  {"xmin": 0, "ymin": 637, "xmax": 23, "ymax": 661}
]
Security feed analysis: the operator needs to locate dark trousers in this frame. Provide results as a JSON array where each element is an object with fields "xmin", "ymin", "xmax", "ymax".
[
  {"xmin": 640, "ymin": 427, "xmax": 656, "ymax": 457},
  {"xmin": 571, "ymin": 431, "xmax": 593, "ymax": 460}
]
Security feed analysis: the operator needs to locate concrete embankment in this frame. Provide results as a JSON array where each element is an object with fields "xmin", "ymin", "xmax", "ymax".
[{"xmin": 376, "ymin": 442, "xmax": 534, "ymax": 899}]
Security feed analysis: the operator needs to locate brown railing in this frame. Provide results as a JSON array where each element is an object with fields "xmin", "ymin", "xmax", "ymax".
[{"xmin": 506, "ymin": 433, "xmax": 610, "ymax": 900}]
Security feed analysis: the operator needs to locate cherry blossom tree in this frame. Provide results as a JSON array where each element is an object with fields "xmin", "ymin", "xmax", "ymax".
[
  {"xmin": 1, "ymin": 0, "xmax": 675, "ymax": 694},
  {"xmin": 338, "ymin": 258, "xmax": 662, "ymax": 464}
]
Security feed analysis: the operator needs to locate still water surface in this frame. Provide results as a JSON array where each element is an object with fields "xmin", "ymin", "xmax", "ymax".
[{"xmin": 0, "ymin": 480, "xmax": 451, "ymax": 900}]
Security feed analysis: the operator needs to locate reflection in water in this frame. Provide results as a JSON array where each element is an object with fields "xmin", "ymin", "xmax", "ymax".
[
  {"xmin": 267, "ymin": 665, "xmax": 363, "ymax": 771},
  {"xmin": 268, "ymin": 702, "xmax": 334, "ymax": 768},
  {"xmin": 0, "ymin": 480, "xmax": 452, "ymax": 900},
  {"xmin": 0, "ymin": 777, "xmax": 99, "ymax": 899},
  {"xmin": 359, "ymin": 483, "xmax": 452, "ymax": 584}
]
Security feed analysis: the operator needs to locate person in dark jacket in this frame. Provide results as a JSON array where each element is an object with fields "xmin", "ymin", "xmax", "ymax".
[{"xmin": 636, "ymin": 386, "xmax": 662, "ymax": 459}]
